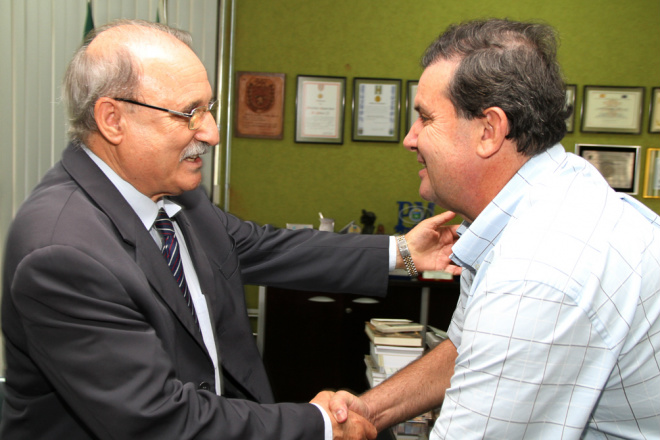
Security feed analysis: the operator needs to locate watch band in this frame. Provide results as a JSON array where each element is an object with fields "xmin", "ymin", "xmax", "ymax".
[{"xmin": 396, "ymin": 235, "xmax": 418, "ymax": 277}]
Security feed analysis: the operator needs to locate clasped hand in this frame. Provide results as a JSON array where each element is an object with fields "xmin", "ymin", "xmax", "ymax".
[{"xmin": 311, "ymin": 391, "xmax": 376, "ymax": 440}]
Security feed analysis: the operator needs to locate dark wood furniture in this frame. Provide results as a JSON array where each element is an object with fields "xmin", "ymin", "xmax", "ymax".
[{"xmin": 260, "ymin": 278, "xmax": 460, "ymax": 403}]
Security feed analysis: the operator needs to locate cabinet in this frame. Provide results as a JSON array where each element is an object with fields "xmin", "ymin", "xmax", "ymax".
[{"xmin": 260, "ymin": 279, "xmax": 460, "ymax": 403}]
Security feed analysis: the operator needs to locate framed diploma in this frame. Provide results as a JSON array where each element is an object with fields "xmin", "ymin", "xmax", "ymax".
[
  {"xmin": 295, "ymin": 75, "xmax": 346, "ymax": 144},
  {"xmin": 643, "ymin": 148, "xmax": 660, "ymax": 198},
  {"xmin": 352, "ymin": 77, "xmax": 402, "ymax": 142},
  {"xmin": 580, "ymin": 85, "xmax": 644, "ymax": 134},
  {"xmin": 576, "ymin": 144, "xmax": 641, "ymax": 194},
  {"xmin": 564, "ymin": 84, "xmax": 576, "ymax": 133},
  {"xmin": 235, "ymin": 71, "xmax": 285, "ymax": 139},
  {"xmin": 406, "ymin": 80, "xmax": 419, "ymax": 133},
  {"xmin": 650, "ymin": 87, "xmax": 660, "ymax": 133}
]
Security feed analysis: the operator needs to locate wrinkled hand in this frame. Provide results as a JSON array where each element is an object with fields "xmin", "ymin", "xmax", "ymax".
[
  {"xmin": 404, "ymin": 211, "xmax": 461, "ymax": 275},
  {"xmin": 311, "ymin": 391, "xmax": 377, "ymax": 440}
]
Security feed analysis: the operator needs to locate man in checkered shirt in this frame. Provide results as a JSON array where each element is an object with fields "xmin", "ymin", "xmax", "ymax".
[{"xmin": 331, "ymin": 18, "xmax": 660, "ymax": 439}]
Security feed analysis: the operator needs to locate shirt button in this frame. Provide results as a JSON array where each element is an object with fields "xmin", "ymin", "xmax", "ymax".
[{"xmin": 198, "ymin": 382, "xmax": 211, "ymax": 391}]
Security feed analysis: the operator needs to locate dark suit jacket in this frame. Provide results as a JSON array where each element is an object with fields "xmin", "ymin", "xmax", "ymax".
[{"xmin": 1, "ymin": 144, "xmax": 390, "ymax": 439}]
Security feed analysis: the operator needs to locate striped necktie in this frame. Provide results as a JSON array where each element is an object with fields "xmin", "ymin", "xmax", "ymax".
[{"xmin": 154, "ymin": 208, "xmax": 199, "ymax": 329}]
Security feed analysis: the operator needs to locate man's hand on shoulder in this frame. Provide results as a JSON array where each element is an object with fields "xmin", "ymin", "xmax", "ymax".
[{"xmin": 402, "ymin": 211, "xmax": 462, "ymax": 275}]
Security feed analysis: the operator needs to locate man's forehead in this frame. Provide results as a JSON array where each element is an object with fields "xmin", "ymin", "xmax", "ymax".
[
  {"xmin": 89, "ymin": 24, "xmax": 211, "ymax": 103},
  {"xmin": 89, "ymin": 25, "xmax": 193, "ymax": 65},
  {"xmin": 418, "ymin": 60, "xmax": 457, "ymax": 96}
]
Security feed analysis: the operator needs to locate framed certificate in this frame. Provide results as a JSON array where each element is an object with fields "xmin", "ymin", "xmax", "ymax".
[
  {"xmin": 576, "ymin": 144, "xmax": 641, "ymax": 194},
  {"xmin": 234, "ymin": 71, "xmax": 285, "ymax": 139},
  {"xmin": 580, "ymin": 85, "xmax": 645, "ymax": 134},
  {"xmin": 295, "ymin": 75, "xmax": 346, "ymax": 144},
  {"xmin": 564, "ymin": 84, "xmax": 576, "ymax": 133},
  {"xmin": 643, "ymin": 148, "xmax": 660, "ymax": 198},
  {"xmin": 406, "ymin": 80, "xmax": 419, "ymax": 133},
  {"xmin": 352, "ymin": 78, "xmax": 401, "ymax": 142},
  {"xmin": 650, "ymin": 87, "xmax": 660, "ymax": 133}
]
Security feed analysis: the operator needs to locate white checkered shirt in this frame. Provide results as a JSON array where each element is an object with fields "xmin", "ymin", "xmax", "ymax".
[{"xmin": 432, "ymin": 144, "xmax": 660, "ymax": 439}]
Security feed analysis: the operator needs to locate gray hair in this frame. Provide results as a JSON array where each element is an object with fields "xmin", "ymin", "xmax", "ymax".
[
  {"xmin": 422, "ymin": 19, "xmax": 571, "ymax": 156},
  {"xmin": 62, "ymin": 19, "xmax": 193, "ymax": 143}
]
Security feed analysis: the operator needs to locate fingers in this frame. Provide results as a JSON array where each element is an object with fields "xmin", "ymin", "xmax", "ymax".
[
  {"xmin": 364, "ymin": 417, "xmax": 378, "ymax": 440},
  {"xmin": 400, "ymin": 210, "xmax": 464, "ymax": 274},
  {"xmin": 330, "ymin": 396, "xmax": 348, "ymax": 423},
  {"xmin": 328, "ymin": 390, "xmax": 367, "ymax": 423},
  {"xmin": 444, "ymin": 263, "xmax": 463, "ymax": 276},
  {"xmin": 317, "ymin": 390, "xmax": 372, "ymax": 424},
  {"xmin": 312, "ymin": 391, "xmax": 377, "ymax": 439},
  {"xmin": 407, "ymin": 211, "xmax": 458, "ymax": 242},
  {"xmin": 310, "ymin": 390, "xmax": 333, "ymax": 402},
  {"xmin": 411, "ymin": 210, "xmax": 457, "ymax": 233},
  {"xmin": 310, "ymin": 390, "xmax": 334, "ymax": 408},
  {"xmin": 427, "ymin": 210, "xmax": 457, "ymax": 227},
  {"xmin": 334, "ymin": 408, "xmax": 377, "ymax": 440}
]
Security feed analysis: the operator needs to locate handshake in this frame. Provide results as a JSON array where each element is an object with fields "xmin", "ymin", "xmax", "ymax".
[{"xmin": 311, "ymin": 390, "xmax": 377, "ymax": 440}]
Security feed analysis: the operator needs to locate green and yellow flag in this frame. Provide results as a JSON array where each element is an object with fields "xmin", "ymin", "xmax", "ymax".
[{"xmin": 83, "ymin": 0, "xmax": 94, "ymax": 39}]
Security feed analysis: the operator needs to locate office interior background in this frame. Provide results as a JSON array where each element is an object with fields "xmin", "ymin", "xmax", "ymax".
[{"xmin": 2, "ymin": 0, "xmax": 659, "ymax": 373}]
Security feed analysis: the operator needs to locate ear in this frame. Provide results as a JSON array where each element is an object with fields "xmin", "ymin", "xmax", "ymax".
[
  {"xmin": 476, "ymin": 107, "xmax": 508, "ymax": 159},
  {"xmin": 94, "ymin": 98, "xmax": 124, "ymax": 145}
]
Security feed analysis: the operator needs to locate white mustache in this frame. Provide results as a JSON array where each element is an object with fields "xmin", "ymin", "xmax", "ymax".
[{"xmin": 180, "ymin": 141, "xmax": 211, "ymax": 162}]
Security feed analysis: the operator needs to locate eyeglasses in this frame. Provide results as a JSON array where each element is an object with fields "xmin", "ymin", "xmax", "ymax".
[{"xmin": 114, "ymin": 98, "xmax": 216, "ymax": 130}]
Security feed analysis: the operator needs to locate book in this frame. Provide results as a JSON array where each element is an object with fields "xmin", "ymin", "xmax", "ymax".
[
  {"xmin": 371, "ymin": 342, "xmax": 425, "ymax": 356},
  {"xmin": 370, "ymin": 342, "xmax": 423, "ymax": 373},
  {"xmin": 419, "ymin": 270, "xmax": 454, "ymax": 281},
  {"xmin": 364, "ymin": 355, "xmax": 387, "ymax": 387},
  {"xmin": 370, "ymin": 318, "xmax": 424, "ymax": 333},
  {"xmin": 365, "ymin": 322, "xmax": 423, "ymax": 347},
  {"xmin": 394, "ymin": 412, "xmax": 434, "ymax": 439},
  {"xmin": 426, "ymin": 325, "xmax": 448, "ymax": 350}
]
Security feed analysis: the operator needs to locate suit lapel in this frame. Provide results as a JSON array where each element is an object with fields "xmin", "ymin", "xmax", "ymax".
[
  {"xmin": 61, "ymin": 144, "xmax": 208, "ymax": 351},
  {"xmin": 135, "ymin": 233, "xmax": 207, "ymax": 348},
  {"xmin": 172, "ymin": 212, "xmax": 225, "ymax": 361}
]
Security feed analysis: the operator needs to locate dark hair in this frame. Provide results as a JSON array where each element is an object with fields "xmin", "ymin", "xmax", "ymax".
[{"xmin": 422, "ymin": 19, "xmax": 571, "ymax": 156}]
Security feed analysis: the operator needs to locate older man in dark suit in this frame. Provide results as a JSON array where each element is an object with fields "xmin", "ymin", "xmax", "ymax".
[{"xmin": 1, "ymin": 19, "xmax": 459, "ymax": 440}]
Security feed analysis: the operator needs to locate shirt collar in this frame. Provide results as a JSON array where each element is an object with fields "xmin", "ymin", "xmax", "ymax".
[
  {"xmin": 450, "ymin": 143, "xmax": 567, "ymax": 272},
  {"xmin": 82, "ymin": 146, "xmax": 182, "ymax": 230}
]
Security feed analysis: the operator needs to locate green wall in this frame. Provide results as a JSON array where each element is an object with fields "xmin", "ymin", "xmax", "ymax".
[{"xmin": 230, "ymin": 0, "xmax": 660, "ymax": 232}]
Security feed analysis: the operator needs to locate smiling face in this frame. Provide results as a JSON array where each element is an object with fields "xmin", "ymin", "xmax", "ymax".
[
  {"xmin": 403, "ymin": 60, "xmax": 484, "ymax": 221},
  {"xmin": 89, "ymin": 27, "xmax": 219, "ymax": 201}
]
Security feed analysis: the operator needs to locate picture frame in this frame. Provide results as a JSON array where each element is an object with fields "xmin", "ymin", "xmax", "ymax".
[
  {"xmin": 576, "ymin": 144, "xmax": 641, "ymax": 194},
  {"xmin": 650, "ymin": 87, "xmax": 660, "ymax": 133},
  {"xmin": 234, "ymin": 71, "xmax": 285, "ymax": 139},
  {"xmin": 564, "ymin": 84, "xmax": 577, "ymax": 133},
  {"xmin": 352, "ymin": 77, "xmax": 401, "ymax": 142},
  {"xmin": 295, "ymin": 75, "xmax": 346, "ymax": 144},
  {"xmin": 406, "ymin": 80, "xmax": 419, "ymax": 133},
  {"xmin": 643, "ymin": 148, "xmax": 660, "ymax": 198},
  {"xmin": 580, "ymin": 85, "xmax": 645, "ymax": 134}
]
